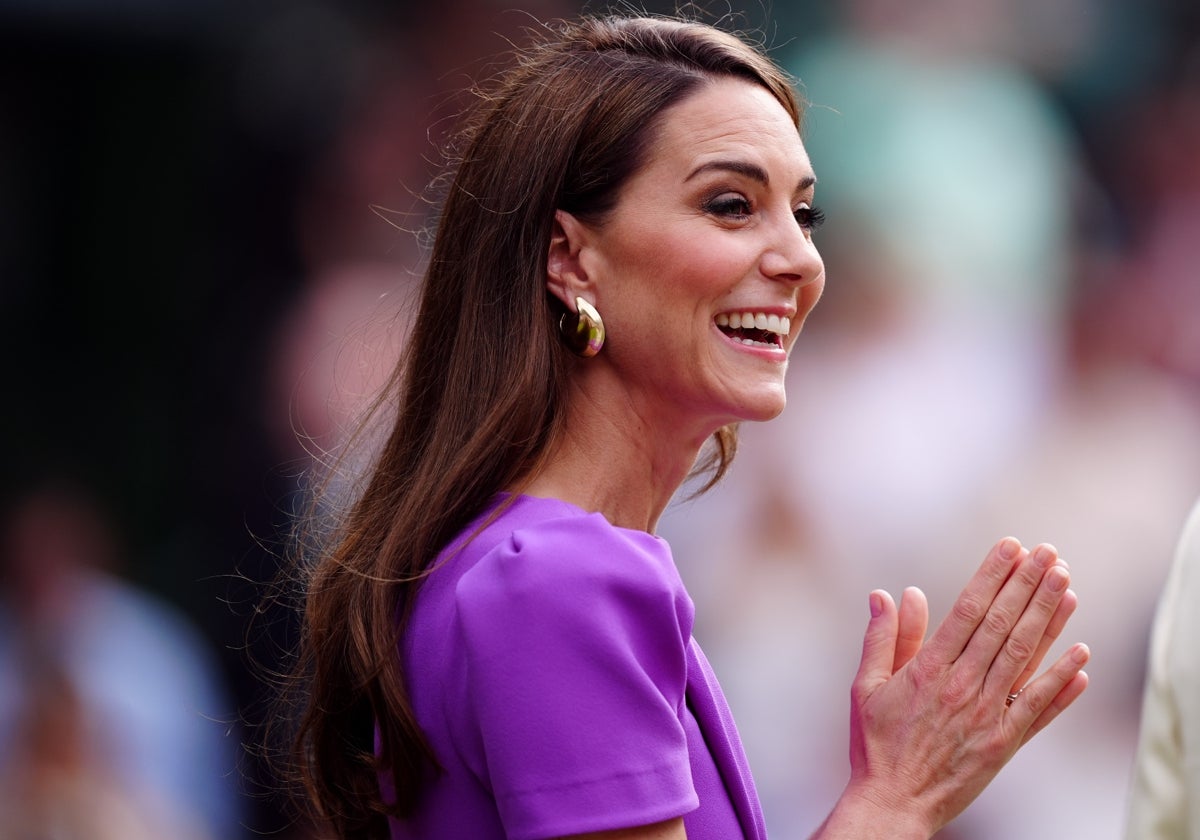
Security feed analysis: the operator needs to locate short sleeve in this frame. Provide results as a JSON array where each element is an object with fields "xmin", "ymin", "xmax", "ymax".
[{"xmin": 453, "ymin": 513, "xmax": 698, "ymax": 840}]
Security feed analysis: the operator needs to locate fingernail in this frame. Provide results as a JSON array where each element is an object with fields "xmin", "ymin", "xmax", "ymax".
[
  {"xmin": 870, "ymin": 592, "xmax": 883, "ymax": 618},
  {"xmin": 1071, "ymin": 643, "xmax": 1090, "ymax": 664},
  {"xmin": 999, "ymin": 537, "xmax": 1020, "ymax": 560},
  {"xmin": 1033, "ymin": 543, "xmax": 1058, "ymax": 565},
  {"xmin": 1046, "ymin": 567, "xmax": 1069, "ymax": 592}
]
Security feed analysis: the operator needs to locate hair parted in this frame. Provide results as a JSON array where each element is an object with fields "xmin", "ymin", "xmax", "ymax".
[{"xmin": 285, "ymin": 14, "xmax": 803, "ymax": 839}]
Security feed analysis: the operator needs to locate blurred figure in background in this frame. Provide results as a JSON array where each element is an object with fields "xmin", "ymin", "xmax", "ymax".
[
  {"xmin": 1125, "ymin": 497, "xmax": 1200, "ymax": 839},
  {"xmin": 0, "ymin": 477, "xmax": 243, "ymax": 839}
]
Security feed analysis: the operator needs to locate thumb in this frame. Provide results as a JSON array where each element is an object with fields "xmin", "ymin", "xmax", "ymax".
[{"xmin": 854, "ymin": 589, "xmax": 899, "ymax": 694}]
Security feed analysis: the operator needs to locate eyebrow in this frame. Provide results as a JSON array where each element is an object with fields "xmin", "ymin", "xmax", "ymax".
[{"xmin": 685, "ymin": 159, "xmax": 817, "ymax": 193}]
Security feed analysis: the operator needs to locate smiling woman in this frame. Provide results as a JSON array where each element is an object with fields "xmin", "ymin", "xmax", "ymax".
[
  {"xmin": 544, "ymin": 77, "xmax": 824, "ymax": 444},
  {"xmin": 282, "ymin": 14, "xmax": 1090, "ymax": 840}
]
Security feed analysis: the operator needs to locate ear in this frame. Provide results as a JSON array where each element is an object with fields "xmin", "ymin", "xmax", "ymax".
[{"xmin": 546, "ymin": 209, "xmax": 597, "ymax": 309}]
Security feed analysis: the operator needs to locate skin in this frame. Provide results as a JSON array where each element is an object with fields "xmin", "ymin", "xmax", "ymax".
[
  {"xmin": 531, "ymin": 77, "xmax": 1089, "ymax": 839},
  {"xmin": 539, "ymin": 78, "xmax": 824, "ymax": 533}
]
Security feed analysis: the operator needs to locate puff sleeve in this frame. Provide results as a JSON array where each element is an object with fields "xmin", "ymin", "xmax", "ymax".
[{"xmin": 452, "ymin": 513, "xmax": 698, "ymax": 839}]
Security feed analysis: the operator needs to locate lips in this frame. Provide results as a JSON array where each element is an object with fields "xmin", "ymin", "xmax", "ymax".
[{"xmin": 715, "ymin": 311, "xmax": 791, "ymax": 348}]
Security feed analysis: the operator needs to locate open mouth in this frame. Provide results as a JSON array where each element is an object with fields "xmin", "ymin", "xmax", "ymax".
[{"xmin": 715, "ymin": 312, "xmax": 791, "ymax": 349}]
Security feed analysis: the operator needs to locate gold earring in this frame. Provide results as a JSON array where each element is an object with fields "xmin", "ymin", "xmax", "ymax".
[{"xmin": 559, "ymin": 296, "xmax": 605, "ymax": 357}]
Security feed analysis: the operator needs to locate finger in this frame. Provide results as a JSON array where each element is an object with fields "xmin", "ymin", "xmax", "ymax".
[
  {"xmin": 923, "ymin": 537, "xmax": 1024, "ymax": 665},
  {"xmin": 854, "ymin": 590, "xmax": 899, "ymax": 695},
  {"xmin": 956, "ymin": 543, "xmax": 1060, "ymax": 679},
  {"xmin": 1010, "ymin": 581, "xmax": 1076, "ymax": 692},
  {"xmin": 1007, "ymin": 642, "xmax": 1090, "ymax": 741},
  {"xmin": 1022, "ymin": 670, "xmax": 1090, "ymax": 747},
  {"xmin": 982, "ymin": 558, "xmax": 1071, "ymax": 699},
  {"xmin": 892, "ymin": 586, "xmax": 928, "ymax": 673}
]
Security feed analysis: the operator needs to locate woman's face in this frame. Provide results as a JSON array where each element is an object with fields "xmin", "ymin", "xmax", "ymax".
[{"xmin": 578, "ymin": 77, "xmax": 825, "ymax": 435}]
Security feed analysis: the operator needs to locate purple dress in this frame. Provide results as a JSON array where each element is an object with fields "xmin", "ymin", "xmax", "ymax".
[{"xmin": 386, "ymin": 494, "xmax": 766, "ymax": 839}]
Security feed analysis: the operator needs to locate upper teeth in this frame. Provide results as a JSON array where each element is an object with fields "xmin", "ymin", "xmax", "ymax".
[{"xmin": 716, "ymin": 312, "xmax": 790, "ymax": 335}]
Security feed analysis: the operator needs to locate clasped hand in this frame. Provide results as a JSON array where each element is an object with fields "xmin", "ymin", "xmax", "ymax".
[{"xmin": 837, "ymin": 538, "xmax": 1090, "ymax": 837}]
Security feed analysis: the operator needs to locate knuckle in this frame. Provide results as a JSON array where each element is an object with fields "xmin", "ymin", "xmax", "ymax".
[
  {"xmin": 909, "ymin": 655, "xmax": 941, "ymax": 688},
  {"xmin": 1002, "ymin": 633, "xmax": 1035, "ymax": 664},
  {"xmin": 938, "ymin": 672, "xmax": 972, "ymax": 707},
  {"xmin": 1019, "ymin": 570, "xmax": 1046, "ymax": 593},
  {"xmin": 952, "ymin": 595, "xmax": 985, "ymax": 627},
  {"xmin": 983, "ymin": 608, "xmax": 1013, "ymax": 637}
]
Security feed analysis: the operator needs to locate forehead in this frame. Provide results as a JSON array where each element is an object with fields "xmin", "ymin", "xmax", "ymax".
[{"xmin": 646, "ymin": 77, "xmax": 811, "ymax": 183}]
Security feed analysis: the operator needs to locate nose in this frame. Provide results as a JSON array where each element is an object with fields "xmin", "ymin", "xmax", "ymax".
[{"xmin": 760, "ymin": 215, "xmax": 824, "ymax": 288}]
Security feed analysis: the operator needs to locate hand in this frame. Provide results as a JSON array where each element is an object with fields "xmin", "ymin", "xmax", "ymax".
[{"xmin": 829, "ymin": 538, "xmax": 1090, "ymax": 836}]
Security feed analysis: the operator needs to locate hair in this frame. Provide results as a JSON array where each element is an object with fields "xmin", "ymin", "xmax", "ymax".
[{"xmin": 286, "ymin": 14, "xmax": 802, "ymax": 839}]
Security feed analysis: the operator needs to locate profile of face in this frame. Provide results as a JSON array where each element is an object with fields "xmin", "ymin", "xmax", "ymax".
[{"xmin": 549, "ymin": 77, "xmax": 825, "ymax": 439}]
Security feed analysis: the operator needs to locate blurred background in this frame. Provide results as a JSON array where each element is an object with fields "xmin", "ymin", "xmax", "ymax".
[{"xmin": 1, "ymin": 0, "xmax": 1198, "ymax": 837}]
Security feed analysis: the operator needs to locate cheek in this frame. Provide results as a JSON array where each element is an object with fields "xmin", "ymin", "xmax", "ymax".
[
  {"xmin": 601, "ymin": 223, "xmax": 756, "ymax": 312},
  {"xmin": 630, "ymin": 233, "xmax": 694, "ymax": 277},
  {"xmin": 803, "ymin": 273, "xmax": 826, "ymax": 311},
  {"xmin": 662, "ymin": 241, "xmax": 755, "ymax": 298}
]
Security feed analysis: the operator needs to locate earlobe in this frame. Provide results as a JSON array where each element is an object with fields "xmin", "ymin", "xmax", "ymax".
[{"xmin": 546, "ymin": 209, "xmax": 592, "ymax": 308}]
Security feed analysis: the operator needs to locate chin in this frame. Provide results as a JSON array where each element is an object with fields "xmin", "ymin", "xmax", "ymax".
[
  {"xmin": 730, "ymin": 390, "xmax": 787, "ymax": 424},
  {"xmin": 744, "ymin": 403, "xmax": 785, "ymax": 423}
]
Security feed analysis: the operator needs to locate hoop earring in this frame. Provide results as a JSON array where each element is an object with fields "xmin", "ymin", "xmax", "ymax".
[{"xmin": 559, "ymin": 296, "xmax": 605, "ymax": 357}]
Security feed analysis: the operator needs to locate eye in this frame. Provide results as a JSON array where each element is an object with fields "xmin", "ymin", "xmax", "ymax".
[
  {"xmin": 794, "ymin": 203, "xmax": 826, "ymax": 232},
  {"xmin": 704, "ymin": 193, "xmax": 753, "ymax": 219}
]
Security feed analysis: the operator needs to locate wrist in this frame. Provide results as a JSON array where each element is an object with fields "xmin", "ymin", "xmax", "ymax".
[{"xmin": 811, "ymin": 782, "xmax": 933, "ymax": 840}]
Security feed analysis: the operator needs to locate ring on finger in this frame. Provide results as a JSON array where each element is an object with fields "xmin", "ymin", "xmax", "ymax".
[{"xmin": 1005, "ymin": 690, "xmax": 1023, "ymax": 707}]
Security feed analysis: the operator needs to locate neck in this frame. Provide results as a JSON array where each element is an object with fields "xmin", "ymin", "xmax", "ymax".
[{"xmin": 517, "ymin": 377, "xmax": 712, "ymax": 533}]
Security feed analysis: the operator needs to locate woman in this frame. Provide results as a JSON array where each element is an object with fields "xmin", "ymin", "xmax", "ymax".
[{"xmin": 288, "ymin": 15, "xmax": 1090, "ymax": 840}]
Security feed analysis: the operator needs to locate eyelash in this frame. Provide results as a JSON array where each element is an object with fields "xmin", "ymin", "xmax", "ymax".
[
  {"xmin": 795, "ymin": 204, "xmax": 826, "ymax": 232},
  {"xmin": 704, "ymin": 194, "xmax": 827, "ymax": 232},
  {"xmin": 706, "ymin": 195, "xmax": 754, "ymax": 218}
]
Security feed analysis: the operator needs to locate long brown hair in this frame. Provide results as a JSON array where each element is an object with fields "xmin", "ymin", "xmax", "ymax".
[{"xmin": 287, "ymin": 14, "xmax": 802, "ymax": 839}]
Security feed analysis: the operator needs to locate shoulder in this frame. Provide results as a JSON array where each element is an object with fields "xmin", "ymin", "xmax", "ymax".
[
  {"xmin": 457, "ymin": 499, "xmax": 686, "ymax": 615},
  {"xmin": 449, "ymin": 499, "xmax": 695, "ymax": 672}
]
